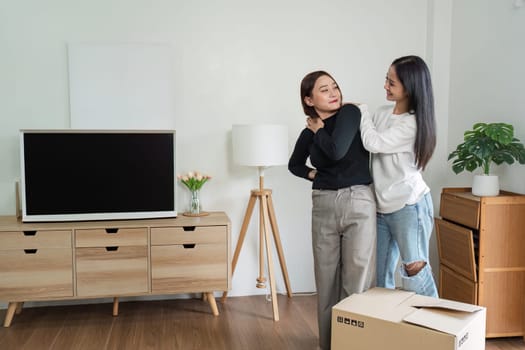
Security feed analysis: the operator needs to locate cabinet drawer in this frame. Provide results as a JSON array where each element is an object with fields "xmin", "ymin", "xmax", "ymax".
[
  {"xmin": 0, "ymin": 248, "xmax": 73, "ymax": 301},
  {"xmin": 151, "ymin": 226, "xmax": 226, "ymax": 245},
  {"xmin": 0, "ymin": 230, "xmax": 71, "ymax": 249},
  {"xmin": 76, "ymin": 246, "xmax": 148, "ymax": 296},
  {"xmin": 75, "ymin": 227, "xmax": 147, "ymax": 247},
  {"xmin": 439, "ymin": 264, "xmax": 477, "ymax": 305},
  {"xmin": 435, "ymin": 218, "xmax": 477, "ymax": 281},
  {"xmin": 151, "ymin": 244, "xmax": 227, "ymax": 293},
  {"xmin": 440, "ymin": 192, "xmax": 480, "ymax": 229}
]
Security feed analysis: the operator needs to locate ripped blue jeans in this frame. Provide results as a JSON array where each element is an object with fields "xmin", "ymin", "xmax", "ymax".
[{"xmin": 376, "ymin": 192, "xmax": 438, "ymax": 297}]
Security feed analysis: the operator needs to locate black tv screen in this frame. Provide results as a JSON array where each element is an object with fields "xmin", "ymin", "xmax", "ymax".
[{"xmin": 20, "ymin": 130, "xmax": 177, "ymax": 222}]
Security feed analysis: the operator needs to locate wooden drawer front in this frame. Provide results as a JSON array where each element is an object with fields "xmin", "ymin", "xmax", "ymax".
[
  {"xmin": 151, "ymin": 244, "xmax": 227, "ymax": 293},
  {"xmin": 75, "ymin": 227, "xmax": 147, "ymax": 247},
  {"xmin": 440, "ymin": 192, "xmax": 480, "ymax": 229},
  {"xmin": 0, "ymin": 248, "xmax": 73, "ymax": 301},
  {"xmin": 439, "ymin": 264, "xmax": 477, "ymax": 305},
  {"xmin": 76, "ymin": 246, "xmax": 148, "ymax": 296},
  {"xmin": 0, "ymin": 230, "xmax": 71, "ymax": 249},
  {"xmin": 481, "ymin": 271, "xmax": 525, "ymax": 338},
  {"xmin": 151, "ymin": 226, "xmax": 226, "ymax": 245},
  {"xmin": 435, "ymin": 218, "xmax": 477, "ymax": 281}
]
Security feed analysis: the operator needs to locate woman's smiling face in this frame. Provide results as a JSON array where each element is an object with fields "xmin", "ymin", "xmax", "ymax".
[
  {"xmin": 384, "ymin": 65, "xmax": 407, "ymax": 104},
  {"xmin": 304, "ymin": 75, "xmax": 342, "ymax": 119}
]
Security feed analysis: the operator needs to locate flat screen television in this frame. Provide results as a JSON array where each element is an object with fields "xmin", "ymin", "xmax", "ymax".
[{"xmin": 19, "ymin": 129, "xmax": 177, "ymax": 222}]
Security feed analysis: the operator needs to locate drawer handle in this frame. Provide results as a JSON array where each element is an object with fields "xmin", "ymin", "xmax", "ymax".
[
  {"xmin": 24, "ymin": 249, "xmax": 38, "ymax": 254},
  {"xmin": 183, "ymin": 226, "xmax": 196, "ymax": 231},
  {"xmin": 105, "ymin": 228, "xmax": 119, "ymax": 234},
  {"xmin": 183, "ymin": 244, "xmax": 196, "ymax": 249},
  {"xmin": 23, "ymin": 231, "xmax": 37, "ymax": 236},
  {"xmin": 106, "ymin": 246, "xmax": 119, "ymax": 251}
]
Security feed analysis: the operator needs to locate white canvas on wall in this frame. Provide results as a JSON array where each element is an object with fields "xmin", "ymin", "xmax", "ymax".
[{"xmin": 68, "ymin": 43, "xmax": 175, "ymax": 129}]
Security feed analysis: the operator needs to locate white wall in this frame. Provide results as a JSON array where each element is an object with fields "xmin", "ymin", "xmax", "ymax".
[
  {"xmin": 0, "ymin": 0, "xmax": 431, "ymax": 303},
  {"xmin": 446, "ymin": 0, "xmax": 525, "ymax": 193}
]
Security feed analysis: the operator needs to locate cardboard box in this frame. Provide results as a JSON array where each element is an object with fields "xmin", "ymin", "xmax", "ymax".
[{"xmin": 332, "ymin": 287, "xmax": 486, "ymax": 350}]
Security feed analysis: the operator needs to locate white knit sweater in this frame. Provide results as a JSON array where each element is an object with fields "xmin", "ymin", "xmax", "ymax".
[{"xmin": 360, "ymin": 104, "xmax": 429, "ymax": 213}]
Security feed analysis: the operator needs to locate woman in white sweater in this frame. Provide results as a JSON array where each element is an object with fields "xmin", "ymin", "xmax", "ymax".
[{"xmin": 360, "ymin": 55, "xmax": 438, "ymax": 296}]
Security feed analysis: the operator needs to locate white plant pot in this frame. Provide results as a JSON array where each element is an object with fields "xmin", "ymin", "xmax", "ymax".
[{"xmin": 472, "ymin": 174, "xmax": 500, "ymax": 196}]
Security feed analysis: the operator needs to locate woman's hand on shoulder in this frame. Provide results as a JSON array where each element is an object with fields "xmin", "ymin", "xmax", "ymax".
[
  {"xmin": 357, "ymin": 103, "xmax": 369, "ymax": 116},
  {"xmin": 306, "ymin": 117, "xmax": 324, "ymax": 133}
]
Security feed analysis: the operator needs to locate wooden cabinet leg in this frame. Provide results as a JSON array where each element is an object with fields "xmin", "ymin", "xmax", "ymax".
[
  {"xmin": 206, "ymin": 292, "xmax": 219, "ymax": 316},
  {"xmin": 3, "ymin": 302, "xmax": 18, "ymax": 327},
  {"xmin": 112, "ymin": 297, "xmax": 119, "ymax": 316},
  {"xmin": 15, "ymin": 302, "xmax": 24, "ymax": 315}
]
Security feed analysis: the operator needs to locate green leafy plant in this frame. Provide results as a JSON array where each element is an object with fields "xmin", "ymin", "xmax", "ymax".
[{"xmin": 448, "ymin": 122, "xmax": 525, "ymax": 175}]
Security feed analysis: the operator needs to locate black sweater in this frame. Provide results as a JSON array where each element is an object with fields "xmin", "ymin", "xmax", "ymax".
[{"xmin": 288, "ymin": 104, "xmax": 372, "ymax": 190}]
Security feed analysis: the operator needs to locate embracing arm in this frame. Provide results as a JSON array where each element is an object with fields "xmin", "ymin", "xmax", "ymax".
[
  {"xmin": 360, "ymin": 106, "xmax": 416, "ymax": 154},
  {"xmin": 313, "ymin": 104, "xmax": 361, "ymax": 160}
]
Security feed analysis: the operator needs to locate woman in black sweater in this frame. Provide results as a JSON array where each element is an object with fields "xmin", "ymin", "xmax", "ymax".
[{"xmin": 288, "ymin": 71, "xmax": 376, "ymax": 350}]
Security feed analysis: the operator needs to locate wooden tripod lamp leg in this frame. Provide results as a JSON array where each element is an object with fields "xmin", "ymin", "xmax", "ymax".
[
  {"xmin": 221, "ymin": 193, "xmax": 257, "ymax": 302},
  {"xmin": 256, "ymin": 200, "xmax": 266, "ymax": 288},
  {"xmin": 267, "ymin": 194, "xmax": 293, "ymax": 298},
  {"xmin": 257, "ymin": 174, "xmax": 266, "ymax": 288},
  {"xmin": 261, "ymin": 195, "xmax": 279, "ymax": 321}
]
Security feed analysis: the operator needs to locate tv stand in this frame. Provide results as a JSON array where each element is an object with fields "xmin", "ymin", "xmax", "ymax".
[{"xmin": 0, "ymin": 212, "xmax": 231, "ymax": 327}]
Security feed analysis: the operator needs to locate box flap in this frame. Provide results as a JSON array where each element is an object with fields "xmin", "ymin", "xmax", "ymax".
[
  {"xmin": 410, "ymin": 299, "xmax": 483, "ymax": 313},
  {"xmin": 334, "ymin": 288, "xmax": 415, "ymax": 322},
  {"xmin": 403, "ymin": 306, "xmax": 483, "ymax": 335}
]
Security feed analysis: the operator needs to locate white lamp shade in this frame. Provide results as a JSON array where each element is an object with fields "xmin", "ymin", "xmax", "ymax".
[{"xmin": 232, "ymin": 124, "xmax": 289, "ymax": 167}]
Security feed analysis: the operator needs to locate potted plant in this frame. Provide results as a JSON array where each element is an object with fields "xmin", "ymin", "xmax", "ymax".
[{"xmin": 448, "ymin": 122, "xmax": 525, "ymax": 196}]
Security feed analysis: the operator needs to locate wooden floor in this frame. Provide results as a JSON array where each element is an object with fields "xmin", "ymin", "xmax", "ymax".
[{"xmin": 0, "ymin": 294, "xmax": 523, "ymax": 350}]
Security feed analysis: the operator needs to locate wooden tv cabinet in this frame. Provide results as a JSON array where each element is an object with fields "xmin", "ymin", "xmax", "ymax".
[
  {"xmin": 0, "ymin": 212, "xmax": 231, "ymax": 327},
  {"xmin": 435, "ymin": 188, "xmax": 525, "ymax": 338}
]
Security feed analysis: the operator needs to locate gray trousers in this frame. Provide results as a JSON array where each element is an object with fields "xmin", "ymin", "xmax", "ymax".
[{"xmin": 311, "ymin": 185, "xmax": 377, "ymax": 350}]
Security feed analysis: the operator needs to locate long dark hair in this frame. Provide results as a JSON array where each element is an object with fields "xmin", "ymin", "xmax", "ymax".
[
  {"xmin": 300, "ymin": 70, "xmax": 342, "ymax": 119},
  {"xmin": 391, "ymin": 55, "xmax": 436, "ymax": 170}
]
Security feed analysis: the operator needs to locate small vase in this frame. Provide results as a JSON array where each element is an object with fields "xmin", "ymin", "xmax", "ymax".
[{"xmin": 189, "ymin": 189, "xmax": 201, "ymax": 214}]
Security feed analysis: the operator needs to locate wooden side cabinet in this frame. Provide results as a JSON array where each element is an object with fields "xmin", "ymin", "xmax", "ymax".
[
  {"xmin": 0, "ymin": 212, "xmax": 231, "ymax": 327},
  {"xmin": 435, "ymin": 187, "xmax": 525, "ymax": 338}
]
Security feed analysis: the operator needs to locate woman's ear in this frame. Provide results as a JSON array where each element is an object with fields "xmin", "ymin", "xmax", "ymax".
[{"xmin": 304, "ymin": 96, "xmax": 314, "ymax": 107}]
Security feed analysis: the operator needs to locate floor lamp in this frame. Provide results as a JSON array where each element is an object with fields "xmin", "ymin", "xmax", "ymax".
[{"xmin": 222, "ymin": 124, "xmax": 292, "ymax": 321}]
